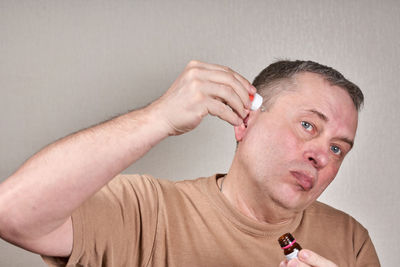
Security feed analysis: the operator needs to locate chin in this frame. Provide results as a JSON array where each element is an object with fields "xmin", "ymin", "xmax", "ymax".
[{"xmin": 274, "ymin": 185, "xmax": 310, "ymax": 211}]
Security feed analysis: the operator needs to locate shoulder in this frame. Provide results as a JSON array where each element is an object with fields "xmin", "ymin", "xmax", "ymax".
[
  {"xmin": 154, "ymin": 175, "xmax": 212, "ymax": 200},
  {"xmin": 104, "ymin": 173, "xmax": 162, "ymax": 197},
  {"xmin": 306, "ymin": 201, "xmax": 354, "ymax": 218},
  {"xmin": 304, "ymin": 201, "xmax": 369, "ymax": 238},
  {"xmin": 301, "ymin": 202, "xmax": 380, "ymax": 265},
  {"xmin": 106, "ymin": 174, "xmax": 212, "ymax": 201},
  {"xmin": 84, "ymin": 174, "xmax": 162, "ymax": 213},
  {"xmin": 134, "ymin": 174, "xmax": 213, "ymax": 193},
  {"xmin": 306, "ymin": 201, "xmax": 364, "ymax": 224}
]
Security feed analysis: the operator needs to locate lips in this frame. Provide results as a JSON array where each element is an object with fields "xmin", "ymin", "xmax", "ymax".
[{"xmin": 290, "ymin": 171, "xmax": 315, "ymax": 191}]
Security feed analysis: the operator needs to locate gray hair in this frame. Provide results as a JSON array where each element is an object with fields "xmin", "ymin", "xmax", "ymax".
[{"xmin": 252, "ymin": 60, "xmax": 364, "ymax": 111}]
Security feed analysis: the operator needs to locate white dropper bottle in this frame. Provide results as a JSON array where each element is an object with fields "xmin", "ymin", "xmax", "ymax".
[{"xmin": 249, "ymin": 93, "xmax": 263, "ymax": 111}]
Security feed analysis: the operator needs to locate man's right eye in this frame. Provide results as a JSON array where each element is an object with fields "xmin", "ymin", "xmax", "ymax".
[{"xmin": 301, "ymin": 121, "xmax": 313, "ymax": 132}]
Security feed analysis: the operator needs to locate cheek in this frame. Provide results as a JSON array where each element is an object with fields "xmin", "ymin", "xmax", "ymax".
[
  {"xmin": 256, "ymin": 126, "xmax": 301, "ymax": 173},
  {"xmin": 271, "ymin": 124, "xmax": 302, "ymax": 157},
  {"xmin": 317, "ymin": 166, "xmax": 340, "ymax": 189},
  {"xmin": 244, "ymin": 118, "xmax": 302, "ymax": 173}
]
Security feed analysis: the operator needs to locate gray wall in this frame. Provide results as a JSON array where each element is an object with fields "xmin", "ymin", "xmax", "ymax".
[{"xmin": 1, "ymin": 0, "xmax": 399, "ymax": 266}]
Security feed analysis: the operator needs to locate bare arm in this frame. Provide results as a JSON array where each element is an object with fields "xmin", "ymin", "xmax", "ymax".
[
  {"xmin": 0, "ymin": 106, "xmax": 170, "ymax": 256},
  {"xmin": 0, "ymin": 60, "xmax": 256, "ymax": 257}
]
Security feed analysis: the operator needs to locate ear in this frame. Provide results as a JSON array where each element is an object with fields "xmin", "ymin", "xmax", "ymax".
[
  {"xmin": 234, "ymin": 123, "xmax": 247, "ymax": 141},
  {"xmin": 234, "ymin": 114, "xmax": 250, "ymax": 141}
]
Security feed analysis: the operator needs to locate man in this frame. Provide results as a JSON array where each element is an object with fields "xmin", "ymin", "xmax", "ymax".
[{"xmin": 0, "ymin": 60, "xmax": 380, "ymax": 266}]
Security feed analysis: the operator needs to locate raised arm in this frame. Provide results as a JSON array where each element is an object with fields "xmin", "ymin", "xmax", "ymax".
[{"xmin": 0, "ymin": 60, "xmax": 256, "ymax": 257}]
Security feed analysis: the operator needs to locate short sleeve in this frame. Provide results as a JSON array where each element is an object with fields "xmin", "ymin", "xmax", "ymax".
[
  {"xmin": 42, "ymin": 174, "xmax": 159, "ymax": 267},
  {"xmin": 355, "ymin": 229, "xmax": 381, "ymax": 267}
]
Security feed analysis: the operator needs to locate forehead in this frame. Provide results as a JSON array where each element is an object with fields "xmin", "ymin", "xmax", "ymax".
[{"xmin": 275, "ymin": 72, "xmax": 359, "ymax": 137}]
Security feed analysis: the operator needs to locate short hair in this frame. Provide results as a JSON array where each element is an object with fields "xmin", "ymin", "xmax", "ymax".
[{"xmin": 252, "ymin": 60, "xmax": 364, "ymax": 111}]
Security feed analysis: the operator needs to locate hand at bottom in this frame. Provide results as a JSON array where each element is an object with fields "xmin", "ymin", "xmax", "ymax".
[{"xmin": 279, "ymin": 249, "xmax": 337, "ymax": 267}]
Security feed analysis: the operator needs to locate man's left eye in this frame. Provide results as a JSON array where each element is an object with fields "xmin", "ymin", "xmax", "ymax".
[
  {"xmin": 301, "ymin": 121, "xmax": 313, "ymax": 131},
  {"xmin": 330, "ymin": 145, "xmax": 341, "ymax": 155}
]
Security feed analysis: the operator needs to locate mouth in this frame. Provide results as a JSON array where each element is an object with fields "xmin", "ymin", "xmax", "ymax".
[{"xmin": 290, "ymin": 171, "xmax": 315, "ymax": 191}]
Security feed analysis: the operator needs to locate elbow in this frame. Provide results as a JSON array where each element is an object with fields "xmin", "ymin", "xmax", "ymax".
[
  {"xmin": 0, "ymin": 180, "xmax": 47, "ymax": 247},
  {"xmin": 0, "ymin": 196, "xmax": 25, "ymax": 244},
  {"xmin": 0, "ymin": 199, "xmax": 15, "ymax": 241}
]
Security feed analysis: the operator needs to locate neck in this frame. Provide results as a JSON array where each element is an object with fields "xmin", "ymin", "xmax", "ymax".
[{"xmin": 221, "ymin": 158, "xmax": 299, "ymax": 225}]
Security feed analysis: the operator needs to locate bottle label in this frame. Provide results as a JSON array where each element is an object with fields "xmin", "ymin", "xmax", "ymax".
[{"xmin": 285, "ymin": 249, "xmax": 299, "ymax": 260}]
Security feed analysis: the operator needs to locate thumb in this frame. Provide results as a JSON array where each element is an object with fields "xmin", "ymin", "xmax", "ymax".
[{"xmin": 298, "ymin": 249, "xmax": 337, "ymax": 267}]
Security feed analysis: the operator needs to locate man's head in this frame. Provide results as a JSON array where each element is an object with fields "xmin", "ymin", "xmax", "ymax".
[
  {"xmin": 232, "ymin": 60, "xmax": 362, "ymax": 213},
  {"xmin": 252, "ymin": 60, "xmax": 363, "ymax": 112}
]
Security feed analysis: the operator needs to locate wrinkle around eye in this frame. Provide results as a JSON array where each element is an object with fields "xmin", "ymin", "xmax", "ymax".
[
  {"xmin": 301, "ymin": 121, "xmax": 316, "ymax": 134},
  {"xmin": 330, "ymin": 145, "xmax": 341, "ymax": 155},
  {"xmin": 301, "ymin": 121, "xmax": 312, "ymax": 130}
]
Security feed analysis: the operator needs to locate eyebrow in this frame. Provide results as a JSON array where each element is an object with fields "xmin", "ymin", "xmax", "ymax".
[
  {"xmin": 306, "ymin": 109, "xmax": 328, "ymax": 122},
  {"xmin": 305, "ymin": 109, "xmax": 354, "ymax": 149},
  {"xmin": 337, "ymin": 137, "xmax": 354, "ymax": 149}
]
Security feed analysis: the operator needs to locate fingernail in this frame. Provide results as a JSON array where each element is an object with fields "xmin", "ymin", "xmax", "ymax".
[
  {"xmin": 279, "ymin": 261, "xmax": 286, "ymax": 267},
  {"xmin": 251, "ymin": 85, "xmax": 257, "ymax": 93},
  {"xmin": 288, "ymin": 260, "xmax": 298, "ymax": 267},
  {"xmin": 247, "ymin": 94, "xmax": 254, "ymax": 109},
  {"xmin": 245, "ymin": 102, "xmax": 250, "ymax": 110},
  {"xmin": 299, "ymin": 250, "xmax": 309, "ymax": 260}
]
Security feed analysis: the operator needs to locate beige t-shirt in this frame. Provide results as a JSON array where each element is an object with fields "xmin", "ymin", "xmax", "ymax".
[{"xmin": 43, "ymin": 174, "xmax": 380, "ymax": 267}]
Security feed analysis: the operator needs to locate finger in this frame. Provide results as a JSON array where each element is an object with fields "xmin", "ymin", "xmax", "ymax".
[
  {"xmin": 288, "ymin": 258, "xmax": 313, "ymax": 267},
  {"xmin": 298, "ymin": 249, "xmax": 337, "ymax": 267},
  {"xmin": 183, "ymin": 62, "xmax": 254, "ymax": 112},
  {"xmin": 286, "ymin": 258, "xmax": 299, "ymax": 267},
  {"xmin": 207, "ymin": 63, "xmax": 257, "ymax": 94},
  {"xmin": 207, "ymin": 70, "xmax": 253, "ymax": 110},
  {"xmin": 183, "ymin": 66, "xmax": 252, "ymax": 112},
  {"xmin": 279, "ymin": 260, "xmax": 288, "ymax": 267},
  {"xmin": 229, "ymin": 70, "xmax": 257, "ymax": 94},
  {"xmin": 206, "ymin": 98, "xmax": 243, "ymax": 126},
  {"xmin": 186, "ymin": 60, "xmax": 256, "ymax": 94},
  {"xmin": 204, "ymin": 82, "xmax": 248, "ymax": 119}
]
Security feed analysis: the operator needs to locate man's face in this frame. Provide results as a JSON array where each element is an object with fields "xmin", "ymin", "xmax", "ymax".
[{"xmin": 238, "ymin": 72, "xmax": 358, "ymax": 212}]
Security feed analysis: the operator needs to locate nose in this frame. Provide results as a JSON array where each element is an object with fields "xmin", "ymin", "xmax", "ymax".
[{"xmin": 303, "ymin": 142, "xmax": 329, "ymax": 169}]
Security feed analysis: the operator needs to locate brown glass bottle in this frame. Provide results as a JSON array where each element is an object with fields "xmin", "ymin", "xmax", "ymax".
[{"xmin": 278, "ymin": 233, "xmax": 302, "ymax": 260}]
